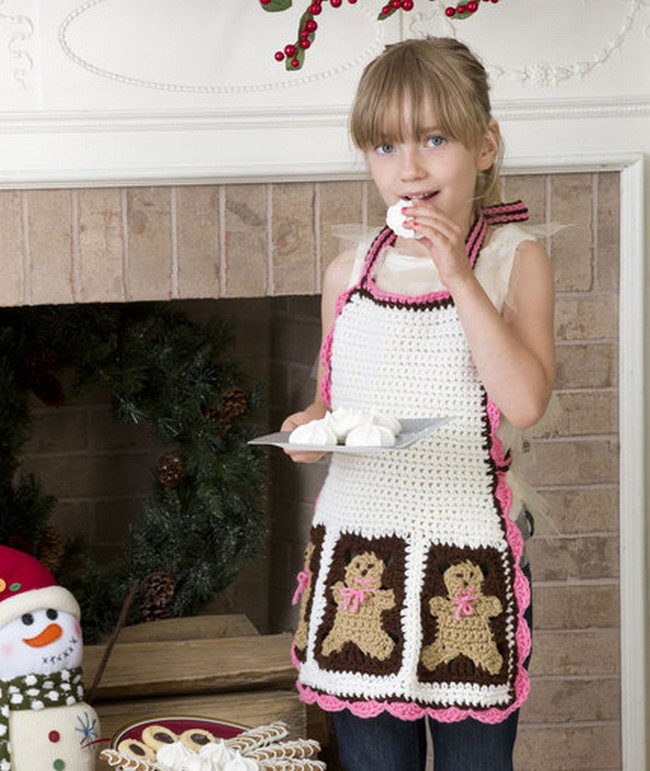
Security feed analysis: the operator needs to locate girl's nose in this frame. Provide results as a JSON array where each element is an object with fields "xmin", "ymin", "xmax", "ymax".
[{"xmin": 400, "ymin": 147, "xmax": 426, "ymax": 181}]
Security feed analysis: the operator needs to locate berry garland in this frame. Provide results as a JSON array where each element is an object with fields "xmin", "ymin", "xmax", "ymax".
[{"xmin": 259, "ymin": 0, "xmax": 503, "ymax": 70}]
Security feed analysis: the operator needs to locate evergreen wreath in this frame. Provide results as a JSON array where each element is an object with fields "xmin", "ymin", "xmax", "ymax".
[{"xmin": 0, "ymin": 303, "xmax": 266, "ymax": 644}]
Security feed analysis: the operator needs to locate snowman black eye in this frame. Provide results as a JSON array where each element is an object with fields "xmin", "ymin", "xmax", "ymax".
[
  {"xmin": 22, "ymin": 613, "xmax": 34, "ymax": 625},
  {"xmin": 46, "ymin": 609, "xmax": 58, "ymax": 620}
]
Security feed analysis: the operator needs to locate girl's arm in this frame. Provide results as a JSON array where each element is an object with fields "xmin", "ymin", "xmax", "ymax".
[
  {"xmin": 280, "ymin": 248, "xmax": 357, "ymax": 462},
  {"xmin": 408, "ymin": 204, "xmax": 555, "ymax": 429},
  {"xmin": 451, "ymin": 238, "xmax": 555, "ymax": 429}
]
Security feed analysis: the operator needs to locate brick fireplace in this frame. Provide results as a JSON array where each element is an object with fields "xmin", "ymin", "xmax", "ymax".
[{"xmin": 2, "ymin": 169, "xmax": 623, "ymax": 768}]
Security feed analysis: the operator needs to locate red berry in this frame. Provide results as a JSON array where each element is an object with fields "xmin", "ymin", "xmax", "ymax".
[
  {"xmin": 445, "ymin": 6, "xmax": 456, "ymax": 16},
  {"xmin": 284, "ymin": 43, "xmax": 297, "ymax": 56},
  {"xmin": 291, "ymin": 58, "xmax": 300, "ymax": 68},
  {"xmin": 457, "ymin": 4, "xmax": 466, "ymax": 12},
  {"xmin": 382, "ymin": 4, "xmax": 390, "ymax": 12},
  {"xmin": 391, "ymin": 0, "xmax": 400, "ymax": 7},
  {"xmin": 305, "ymin": 19, "xmax": 318, "ymax": 31},
  {"xmin": 348, "ymin": 0, "xmax": 358, "ymax": 4},
  {"xmin": 467, "ymin": 0, "xmax": 478, "ymax": 9},
  {"xmin": 274, "ymin": 51, "xmax": 285, "ymax": 61},
  {"xmin": 260, "ymin": 0, "xmax": 271, "ymax": 4},
  {"xmin": 402, "ymin": 0, "xmax": 414, "ymax": 8},
  {"xmin": 310, "ymin": 2, "xmax": 322, "ymax": 13},
  {"xmin": 300, "ymin": 39, "xmax": 311, "ymax": 49},
  {"xmin": 331, "ymin": 0, "xmax": 342, "ymax": 6}
]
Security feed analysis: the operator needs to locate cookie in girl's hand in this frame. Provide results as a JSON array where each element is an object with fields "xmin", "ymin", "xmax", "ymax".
[{"xmin": 386, "ymin": 199, "xmax": 417, "ymax": 239}]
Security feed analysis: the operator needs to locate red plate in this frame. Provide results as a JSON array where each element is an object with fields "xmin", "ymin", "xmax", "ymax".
[{"xmin": 112, "ymin": 716, "xmax": 247, "ymax": 748}]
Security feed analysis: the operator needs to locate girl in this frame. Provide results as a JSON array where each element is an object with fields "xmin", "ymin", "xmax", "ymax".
[{"xmin": 282, "ymin": 37, "xmax": 555, "ymax": 771}]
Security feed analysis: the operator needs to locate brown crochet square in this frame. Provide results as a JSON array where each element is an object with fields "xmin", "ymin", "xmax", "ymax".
[
  {"xmin": 314, "ymin": 532, "xmax": 406, "ymax": 677},
  {"xmin": 417, "ymin": 542, "xmax": 518, "ymax": 691}
]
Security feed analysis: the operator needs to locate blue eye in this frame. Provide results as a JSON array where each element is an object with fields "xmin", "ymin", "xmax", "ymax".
[
  {"xmin": 426, "ymin": 135, "xmax": 445, "ymax": 148},
  {"xmin": 375, "ymin": 142, "xmax": 394, "ymax": 155}
]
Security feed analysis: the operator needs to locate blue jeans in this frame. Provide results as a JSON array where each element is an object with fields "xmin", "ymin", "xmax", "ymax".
[
  {"xmin": 332, "ymin": 707, "xmax": 520, "ymax": 771},
  {"xmin": 331, "ymin": 565, "xmax": 532, "ymax": 771}
]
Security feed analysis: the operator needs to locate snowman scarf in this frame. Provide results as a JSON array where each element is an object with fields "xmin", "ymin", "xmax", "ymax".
[{"xmin": 0, "ymin": 667, "xmax": 84, "ymax": 767}]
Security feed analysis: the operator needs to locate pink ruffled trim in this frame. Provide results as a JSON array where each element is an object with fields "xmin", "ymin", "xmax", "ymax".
[
  {"xmin": 485, "ymin": 396, "xmax": 532, "ymax": 717},
  {"xmin": 295, "ymin": 677, "xmax": 529, "ymax": 724}
]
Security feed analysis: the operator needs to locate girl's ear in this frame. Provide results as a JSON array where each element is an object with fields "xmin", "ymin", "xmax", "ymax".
[{"xmin": 477, "ymin": 119, "xmax": 501, "ymax": 172}]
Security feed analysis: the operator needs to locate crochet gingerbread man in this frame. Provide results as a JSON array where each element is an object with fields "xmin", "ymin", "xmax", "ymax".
[
  {"xmin": 421, "ymin": 560, "xmax": 504, "ymax": 675},
  {"xmin": 321, "ymin": 550, "xmax": 395, "ymax": 661},
  {"xmin": 293, "ymin": 541, "xmax": 315, "ymax": 653}
]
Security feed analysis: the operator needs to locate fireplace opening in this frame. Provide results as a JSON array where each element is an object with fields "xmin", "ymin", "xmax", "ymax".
[{"xmin": 14, "ymin": 296, "xmax": 320, "ymax": 636}]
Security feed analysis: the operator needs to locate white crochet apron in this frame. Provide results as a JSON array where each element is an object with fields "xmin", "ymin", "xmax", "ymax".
[{"xmin": 292, "ymin": 202, "xmax": 532, "ymax": 724}]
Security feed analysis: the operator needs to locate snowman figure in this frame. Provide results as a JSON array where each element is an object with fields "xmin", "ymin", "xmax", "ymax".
[{"xmin": 0, "ymin": 545, "xmax": 99, "ymax": 770}]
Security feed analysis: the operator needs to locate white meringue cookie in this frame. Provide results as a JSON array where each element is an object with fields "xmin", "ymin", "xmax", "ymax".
[
  {"xmin": 370, "ymin": 410, "xmax": 402, "ymax": 435},
  {"xmin": 345, "ymin": 423, "xmax": 397, "ymax": 447},
  {"xmin": 386, "ymin": 199, "xmax": 416, "ymax": 239},
  {"xmin": 222, "ymin": 750, "xmax": 260, "ymax": 770},
  {"xmin": 199, "ymin": 741, "xmax": 235, "ymax": 765},
  {"xmin": 288, "ymin": 418, "xmax": 338, "ymax": 446},
  {"xmin": 156, "ymin": 741, "xmax": 204, "ymax": 771},
  {"xmin": 156, "ymin": 739, "xmax": 261, "ymax": 770},
  {"xmin": 327, "ymin": 406, "xmax": 374, "ymax": 441}
]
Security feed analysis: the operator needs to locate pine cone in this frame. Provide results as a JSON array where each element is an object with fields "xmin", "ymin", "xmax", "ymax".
[
  {"xmin": 139, "ymin": 571, "xmax": 176, "ymax": 622},
  {"xmin": 155, "ymin": 452, "xmax": 186, "ymax": 487},
  {"xmin": 36, "ymin": 525, "xmax": 65, "ymax": 573},
  {"xmin": 221, "ymin": 387, "xmax": 248, "ymax": 419}
]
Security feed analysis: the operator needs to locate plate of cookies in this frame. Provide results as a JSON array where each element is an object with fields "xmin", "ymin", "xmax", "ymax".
[
  {"xmin": 111, "ymin": 716, "xmax": 246, "ymax": 761},
  {"xmin": 100, "ymin": 718, "xmax": 326, "ymax": 770},
  {"xmin": 249, "ymin": 408, "xmax": 450, "ymax": 454}
]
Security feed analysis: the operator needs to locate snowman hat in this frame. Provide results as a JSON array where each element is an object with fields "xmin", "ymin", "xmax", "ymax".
[{"xmin": 0, "ymin": 544, "xmax": 80, "ymax": 629}]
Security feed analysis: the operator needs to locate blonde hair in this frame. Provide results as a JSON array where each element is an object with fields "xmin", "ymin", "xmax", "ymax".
[{"xmin": 349, "ymin": 37, "xmax": 503, "ymax": 207}]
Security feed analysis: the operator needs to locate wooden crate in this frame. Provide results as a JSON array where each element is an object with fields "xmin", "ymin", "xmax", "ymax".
[{"xmin": 83, "ymin": 615, "xmax": 306, "ymax": 741}]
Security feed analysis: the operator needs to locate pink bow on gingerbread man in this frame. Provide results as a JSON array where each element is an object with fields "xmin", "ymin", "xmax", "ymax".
[
  {"xmin": 340, "ymin": 586, "xmax": 374, "ymax": 613},
  {"xmin": 453, "ymin": 587, "xmax": 479, "ymax": 621}
]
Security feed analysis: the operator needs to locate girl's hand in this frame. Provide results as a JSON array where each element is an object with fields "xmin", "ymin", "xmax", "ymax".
[
  {"xmin": 281, "ymin": 407, "xmax": 329, "ymax": 464},
  {"xmin": 406, "ymin": 202, "xmax": 474, "ymax": 291}
]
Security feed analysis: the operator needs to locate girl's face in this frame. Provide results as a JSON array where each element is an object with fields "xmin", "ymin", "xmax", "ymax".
[{"xmin": 365, "ymin": 103, "xmax": 496, "ymax": 239}]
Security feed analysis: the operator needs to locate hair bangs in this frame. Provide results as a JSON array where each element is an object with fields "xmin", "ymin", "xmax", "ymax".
[{"xmin": 351, "ymin": 50, "xmax": 483, "ymax": 151}]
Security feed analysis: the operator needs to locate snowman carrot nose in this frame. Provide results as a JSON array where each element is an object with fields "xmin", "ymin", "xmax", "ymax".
[{"xmin": 22, "ymin": 622, "xmax": 63, "ymax": 648}]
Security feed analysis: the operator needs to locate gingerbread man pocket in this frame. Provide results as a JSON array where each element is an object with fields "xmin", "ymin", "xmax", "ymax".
[
  {"xmin": 321, "ymin": 550, "xmax": 396, "ymax": 661},
  {"xmin": 420, "ymin": 560, "xmax": 504, "ymax": 675}
]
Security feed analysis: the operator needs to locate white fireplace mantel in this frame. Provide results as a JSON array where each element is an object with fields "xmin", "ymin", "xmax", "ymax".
[{"xmin": 0, "ymin": 1, "xmax": 648, "ymax": 187}]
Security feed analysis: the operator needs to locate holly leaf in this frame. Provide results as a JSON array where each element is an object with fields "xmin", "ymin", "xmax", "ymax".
[
  {"xmin": 378, "ymin": 7, "xmax": 398, "ymax": 20},
  {"xmin": 285, "ymin": 45, "xmax": 306, "ymax": 70},
  {"xmin": 260, "ymin": 0, "xmax": 293, "ymax": 11},
  {"xmin": 453, "ymin": 10, "xmax": 475, "ymax": 19}
]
